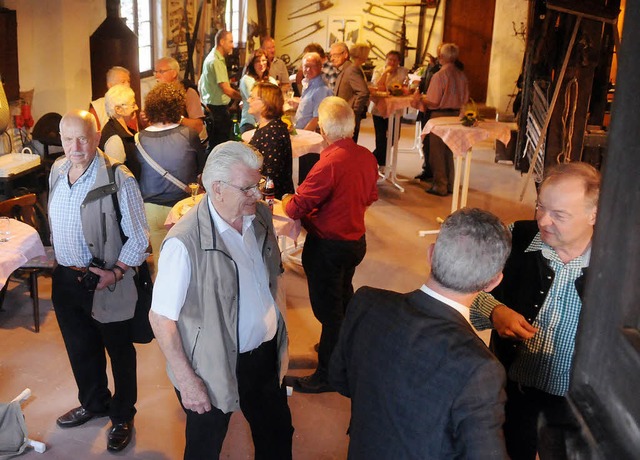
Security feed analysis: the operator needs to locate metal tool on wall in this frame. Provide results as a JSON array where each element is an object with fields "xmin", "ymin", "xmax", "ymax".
[
  {"xmin": 364, "ymin": 20, "xmax": 403, "ymax": 44},
  {"xmin": 366, "ymin": 40, "xmax": 387, "ymax": 60},
  {"xmin": 288, "ymin": 0, "xmax": 334, "ymax": 20},
  {"xmin": 362, "ymin": 2, "xmax": 408, "ymax": 22},
  {"xmin": 383, "ymin": 2, "xmax": 421, "ymax": 65},
  {"xmin": 281, "ymin": 21, "xmax": 325, "ymax": 47}
]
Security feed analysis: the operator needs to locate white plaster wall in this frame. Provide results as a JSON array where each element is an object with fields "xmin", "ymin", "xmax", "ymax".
[
  {"xmin": 4, "ymin": 0, "xmax": 105, "ymax": 120},
  {"xmin": 486, "ymin": 0, "xmax": 528, "ymax": 113}
]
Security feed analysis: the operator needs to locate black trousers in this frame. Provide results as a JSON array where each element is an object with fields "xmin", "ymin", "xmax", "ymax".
[
  {"xmin": 177, "ymin": 337, "xmax": 293, "ymax": 460},
  {"xmin": 51, "ymin": 265, "xmax": 137, "ymax": 423},
  {"xmin": 504, "ymin": 379, "xmax": 569, "ymax": 460},
  {"xmin": 372, "ymin": 114, "xmax": 389, "ymax": 166},
  {"xmin": 302, "ymin": 234, "xmax": 366, "ymax": 378},
  {"xmin": 206, "ymin": 104, "xmax": 233, "ymax": 153},
  {"xmin": 428, "ymin": 109, "xmax": 461, "ymax": 193},
  {"xmin": 418, "ymin": 110, "xmax": 433, "ymax": 177},
  {"xmin": 298, "ymin": 153, "xmax": 320, "ymax": 185}
]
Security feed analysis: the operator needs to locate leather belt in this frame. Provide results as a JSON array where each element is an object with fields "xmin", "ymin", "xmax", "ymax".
[{"xmin": 63, "ymin": 265, "xmax": 88, "ymax": 273}]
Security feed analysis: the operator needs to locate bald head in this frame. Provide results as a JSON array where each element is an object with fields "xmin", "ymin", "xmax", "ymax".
[{"xmin": 60, "ymin": 110, "xmax": 101, "ymax": 170}]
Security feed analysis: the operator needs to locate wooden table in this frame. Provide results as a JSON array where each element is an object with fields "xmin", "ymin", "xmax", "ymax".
[
  {"xmin": 0, "ymin": 219, "xmax": 46, "ymax": 289},
  {"xmin": 369, "ymin": 94, "xmax": 415, "ymax": 192}
]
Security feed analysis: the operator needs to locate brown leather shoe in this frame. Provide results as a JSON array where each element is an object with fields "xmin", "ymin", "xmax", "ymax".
[
  {"xmin": 56, "ymin": 406, "xmax": 107, "ymax": 428},
  {"xmin": 107, "ymin": 421, "xmax": 134, "ymax": 452},
  {"xmin": 425, "ymin": 187, "xmax": 448, "ymax": 197}
]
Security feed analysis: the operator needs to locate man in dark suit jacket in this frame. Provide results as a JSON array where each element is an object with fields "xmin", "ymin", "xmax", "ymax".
[
  {"xmin": 330, "ymin": 42, "xmax": 370, "ymax": 142},
  {"xmin": 330, "ymin": 208, "xmax": 512, "ymax": 459}
]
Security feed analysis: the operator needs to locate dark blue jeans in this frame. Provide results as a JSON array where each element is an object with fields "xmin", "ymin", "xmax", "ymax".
[
  {"xmin": 302, "ymin": 234, "xmax": 366, "ymax": 378},
  {"xmin": 51, "ymin": 265, "xmax": 137, "ymax": 423}
]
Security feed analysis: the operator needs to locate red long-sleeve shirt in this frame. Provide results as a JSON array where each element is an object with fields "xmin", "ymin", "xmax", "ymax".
[{"xmin": 285, "ymin": 138, "xmax": 378, "ymax": 240}]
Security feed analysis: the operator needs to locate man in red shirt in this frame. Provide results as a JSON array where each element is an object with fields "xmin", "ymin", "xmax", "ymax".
[{"xmin": 282, "ymin": 97, "xmax": 379, "ymax": 393}]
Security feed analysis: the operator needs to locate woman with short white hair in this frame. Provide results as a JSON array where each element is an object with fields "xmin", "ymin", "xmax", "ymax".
[{"xmin": 99, "ymin": 84, "xmax": 138, "ymax": 170}]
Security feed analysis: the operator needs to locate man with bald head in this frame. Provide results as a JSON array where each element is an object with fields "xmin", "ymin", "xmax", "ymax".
[{"xmin": 49, "ymin": 110, "xmax": 149, "ymax": 453}]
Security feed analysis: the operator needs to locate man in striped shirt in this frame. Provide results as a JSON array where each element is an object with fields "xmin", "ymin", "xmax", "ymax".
[{"xmin": 470, "ymin": 162, "xmax": 601, "ymax": 460}]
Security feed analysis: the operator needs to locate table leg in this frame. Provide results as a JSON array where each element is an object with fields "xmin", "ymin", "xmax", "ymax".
[
  {"xmin": 419, "ymin": 148, "xmax": 473, "ymax": 237},
  {"xmin": 450, "ymin": 154, "xmax": 463, "ymax": 214},
  {"xmin": 380, "ymin": 110, "xmax": 406, "ymax": 192},
  {"xmin": 460, "ymin": 149, "xmax": 472, "ymax": 208}
]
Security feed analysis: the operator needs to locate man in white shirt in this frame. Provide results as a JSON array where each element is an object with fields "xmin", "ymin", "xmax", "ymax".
[
  {"xmin": 329, "ymin": 208, "xmax": 512, "ymax": 459},
  {"xmin": 149, "ymin": 141, "xmax": 293, "ymax": 459}
]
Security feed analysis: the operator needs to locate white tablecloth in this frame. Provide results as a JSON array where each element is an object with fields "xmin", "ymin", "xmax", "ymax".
[
  {"xmin": 421, "ymin": 117, "xmax": 512, "ymax": 157},
  {"xmin": 164, "ymin": 195, "xmax": 301, "ymax": 241},
  {"xmin": 242, "ymin": 128, "xmax": 326, "ymax": 158},
  {"xmin": 0, "ymin": 220, "xmax": 46, "ymax": 289}
]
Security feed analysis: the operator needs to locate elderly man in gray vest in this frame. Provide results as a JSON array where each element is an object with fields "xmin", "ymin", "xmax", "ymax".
[
  {"xmin": 149, "ymin": 141, "xmax": 293, "ymax": 460},
  {"xmin": 50, "ymin": 110, "xmax": 149, "ymax": 453}
]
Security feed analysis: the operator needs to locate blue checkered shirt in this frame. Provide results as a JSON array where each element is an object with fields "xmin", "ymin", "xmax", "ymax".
[
  {"xmin": 49, "ymin": 155, "xmax": 149, "ymax": 268},
  {"xmin": 471, "ymin": 229, "xmax": 589, "ymax": 396}
]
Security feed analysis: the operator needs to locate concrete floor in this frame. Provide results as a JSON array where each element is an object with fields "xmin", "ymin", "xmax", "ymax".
[{"xmin": 0, "ymin": 116, "xmax": 538, "ymax": 459}]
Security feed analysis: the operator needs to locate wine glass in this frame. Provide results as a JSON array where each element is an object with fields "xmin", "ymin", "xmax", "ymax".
[
  {"xmin": 188, "ymin": 183, "xmax": 199, "ymax": 204},
  {"xmin": 286, "ymin": 88, "xmax": 294, "ymax": 101}
]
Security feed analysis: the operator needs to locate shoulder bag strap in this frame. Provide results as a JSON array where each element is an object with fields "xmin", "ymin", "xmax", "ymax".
[{"xmin": 134, "ymin": 133, "xmax": 190, "ymax": 193}]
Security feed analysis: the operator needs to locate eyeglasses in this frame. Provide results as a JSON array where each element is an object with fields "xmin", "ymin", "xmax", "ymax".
[
  {"xmin": 154, "ymin": 69, "xmax": 172, "ymax": 74},
  {"xmin": 329, "ymin": 52, "xmax": 345, "ymax": 57},
  {"xmin": 61, "ymin": 135, "xmax": 90, "ymax": 145},
  {"xmin": 220, "ymin": 177, "xmax": 266, "ymax": 196},
  {"xmin": 119, "ymin": 102, "xmax": 138, "ymax": 109}
]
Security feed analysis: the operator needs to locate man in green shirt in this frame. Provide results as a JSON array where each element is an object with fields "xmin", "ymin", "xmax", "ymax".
[{"xmin": 198, "ymin": 30, "xmax": 241, "ymax": 152}]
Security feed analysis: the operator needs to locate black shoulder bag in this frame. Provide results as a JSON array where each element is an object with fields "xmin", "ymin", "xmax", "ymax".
[{"xmin": 108, "ymin": 162, "xmax": 155, "ymax": 344}]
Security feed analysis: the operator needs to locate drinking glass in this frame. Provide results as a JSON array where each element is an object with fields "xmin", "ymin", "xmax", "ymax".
[
  {"xmin": 0, "ymin": 217, "xmax": 10, "ymax": 242},
  {"xmin": 188, "ymin": 183, "xmax": 200, "ymax": 203}
]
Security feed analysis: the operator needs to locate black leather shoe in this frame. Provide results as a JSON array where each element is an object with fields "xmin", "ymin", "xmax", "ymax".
[
  {"xmin": 414, "ymin": 172, "xmax": 433, "ymax": 181},
  {"xmin": 426, "ymin": 187, "xmax": 448, "ymax": 197},
  {"xmin": 56, "ymin": 406, "xmax": 107, "ymax": 428},
  {"xmin": 293, "ymin": 373, "xmax": 335, "ymax": 394},
  {"xmin": 107, "ymin": 421, "xmax": 134, "ymax": 452}
]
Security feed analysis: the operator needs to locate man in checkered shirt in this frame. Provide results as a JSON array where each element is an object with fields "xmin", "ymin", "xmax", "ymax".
[{"xmin": 470, "ymin": 162, "xmax": 600, "ymax": 460}]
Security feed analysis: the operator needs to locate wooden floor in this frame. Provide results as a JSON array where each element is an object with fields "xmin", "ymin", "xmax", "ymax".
[{"xmin": 0, "ymin": 115, "xmax": 537, "ymax": 459}]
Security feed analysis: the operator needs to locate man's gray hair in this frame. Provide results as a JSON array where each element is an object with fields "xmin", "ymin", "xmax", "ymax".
[
  {"xmin": 431, "ymin": 208, "xmax": 511, "ymax": 294},
  {"xmin": 201, "ymin": 141, "xmax": 263, "ymax": 195},
  {"xmin": 104, "ymin": 84, "xmax": 136, "ymax": 118},
  {"xmin": 157, "ymin": 57, "xmax": 180, "ymax": 73},
  {"xmin": 331, "ymin": 41, "xmax": 349, "ymax": 56},
  {"xmin": 106, "ymin": 66, "xmax": 130, "ymax": 85},
  {"xmin": 318, "ymin": 96, "xmax": 355, "ymax": 140},
  {"xmin": 439, "ymin": 43, "xmax": 459, "ymax": 64}
]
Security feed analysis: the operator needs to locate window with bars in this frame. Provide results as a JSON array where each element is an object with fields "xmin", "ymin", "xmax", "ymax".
[{"xmin": 120, "ymin": 0, "xmax": 155, "ymax": 77}]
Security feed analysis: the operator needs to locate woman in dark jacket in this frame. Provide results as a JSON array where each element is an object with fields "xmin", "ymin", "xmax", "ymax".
[{"xmin": 248, "ymin": 82, "xmax": 295, "ymax": 199}]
